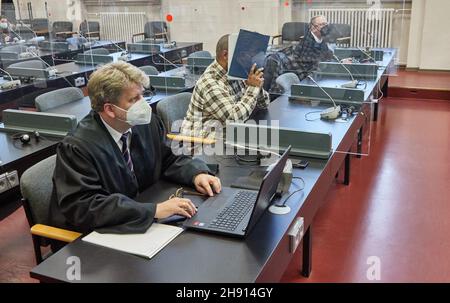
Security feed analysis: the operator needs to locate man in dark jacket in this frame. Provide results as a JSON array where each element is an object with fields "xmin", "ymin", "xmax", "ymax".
[
  {"xmin": 49, "ymin": 61, "xmax": 221, "ymax": 234},
  {"xmin": 264, "ymin": 15, "xmax": 334, "ymax": 93}
]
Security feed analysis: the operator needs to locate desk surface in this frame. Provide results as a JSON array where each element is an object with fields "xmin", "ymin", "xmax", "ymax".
[
  {"xmin": 30, "ymin": 95, "xmax": 364, "ymax": 283},
  {"xmin": 0, "ymin": 129, "xmax": 59, "ymax": 169}
]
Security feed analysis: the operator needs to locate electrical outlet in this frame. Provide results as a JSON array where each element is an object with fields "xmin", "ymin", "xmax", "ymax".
[
  {"xmin": 288, "ymin": 217, "xmax": 304, "ymax": 253},
  {"xmin": 0, "ymin": 176, "xmax": 8, "ymax": 194},
  {"xmin": 0, "ymin": 171, "xmax": 19, "ymax": 194},
  {"xmin": 75, "ymin": 77, "xmax": 85, "ymax": 87},
  {"xmin": 6, "ymin": 170, "xmax": 19, "ymax": 189}
]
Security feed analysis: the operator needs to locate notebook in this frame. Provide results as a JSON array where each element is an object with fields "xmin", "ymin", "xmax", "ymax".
[
  {"xmin": 228, "ymin": 29, "xmax": 270, "ymax": 80},
  {"xmin": 82, "ymin": 223, "xmax": 183, "ymax": 259}
]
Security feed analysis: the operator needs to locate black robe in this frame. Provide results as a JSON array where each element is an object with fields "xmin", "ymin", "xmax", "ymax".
[{"xmin": 49, "ymin": 110, "xmax": 211, "ymax": 234}]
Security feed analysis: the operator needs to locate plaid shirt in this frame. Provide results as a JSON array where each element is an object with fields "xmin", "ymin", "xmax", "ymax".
[
  {"xmin": 180, "ymin": 60, "xmax": 270, "ymax": 140},
  {"xmin": 264, "ymin": 31, "xmax": 333, "ymax": 93}
]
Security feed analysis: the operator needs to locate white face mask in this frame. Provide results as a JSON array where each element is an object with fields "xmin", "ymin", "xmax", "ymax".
[
  {"xmin": 0, "ymin": 22, "xmax": 8, "ymax": 30},
  {"xmin": 112, "ymin": 98, "xmax": 152, "ymax": 126}
]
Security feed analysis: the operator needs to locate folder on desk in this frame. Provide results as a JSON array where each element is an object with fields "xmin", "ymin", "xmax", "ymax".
[{"xmin": 82, "ymin": 223, "xmax": 183, "ymax": 259}]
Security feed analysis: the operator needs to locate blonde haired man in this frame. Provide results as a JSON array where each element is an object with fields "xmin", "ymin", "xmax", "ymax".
[{"xmin": 50, "ymin": 61, "xmax": 221, "ymax": 234}]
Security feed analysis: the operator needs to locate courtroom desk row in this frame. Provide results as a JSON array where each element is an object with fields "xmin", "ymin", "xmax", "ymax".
[
  {"xmin": 0, "ymin": 42, "xmax": 203, "ymax": 118},
  {"xmin": 30, "ymin": 96, "xmax": 367, "ymax": 282},
  {"xmin": 0, "ymin": 40, "xmax": 127, "ymax": 69}
]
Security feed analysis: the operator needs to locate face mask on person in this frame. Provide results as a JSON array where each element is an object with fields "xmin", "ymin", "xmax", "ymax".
[
  {"xmin": 320, "ymin": 25, "xmax": 331, "ymax": 37},
  {"xmin": 0, "ymin": 22, "xmax": 8, "ymax": 30},
  {"xmin": 111, "ymin": 98, "xmax": 152, "ymax": 126}
]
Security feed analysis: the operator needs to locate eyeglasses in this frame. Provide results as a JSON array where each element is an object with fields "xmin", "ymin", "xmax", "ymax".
[
  {"xmin": 169, "ymin": 187, "xmax": 207, "ymax": 199},
  {"xmin": 313, "ymin": 22, "xmax": 328, "ymax": 28}
]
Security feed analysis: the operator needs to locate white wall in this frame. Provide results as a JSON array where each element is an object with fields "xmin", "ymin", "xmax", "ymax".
[
  {"xmin": 406, "ymin": 0, "xmax": 424, "ymax": 68},
  {"xmin": 411, "ymin": 0, "xmax": 450, "ymax": 70},
  {"xmin": 11, "ymin": 0, "xmax": 450, "ymax": 70},
  {"xmin": 160, "ymin": 0, "xmax": 289, "ymax": 55}
]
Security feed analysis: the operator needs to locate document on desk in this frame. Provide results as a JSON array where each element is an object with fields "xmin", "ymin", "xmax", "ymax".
[{"xmin": 82, "ymin": 223, "xmax": 183, "ymax": 259}]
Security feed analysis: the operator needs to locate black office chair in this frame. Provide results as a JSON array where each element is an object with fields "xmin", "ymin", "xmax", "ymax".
[
  {"xmin": 35, "ymin": 87, "xmax": 84, "ymax": 112},
  {"xmin": 20, "ymin": 155, "xmax": 82, "ymax": 264},
  {"xmin": 139, "ymin": 65, "xmax": 159, "ymax": 76},
  {"xmin": 51, "ymin": 21, "xmax": 75, "ymax": 41},
  {"xmin": 188, "ymin": 50, "xmax": 213, "ymax": 58},
  {"xmin": 31, "ymin": 18, "xmax": 50, "ymax": 38},
  {"xmin": 79, "ymin": 20, "xmax": 100, "ymax": 40},
  {"xmin": 156, "ymin": 92, "xmax": 215, "ymax": 145},
  {"xmin": 132, "ymin": 21, "xmax": 169, "ymax": 43},
  {"xmin": 330, "ymin": 23, "xmax": 352, "ymax": 47},
  {"xmin": 156, "ymin": 92, "xmax": 192, "ymax": 133},
  {"xmin": 272, "ymin": 22, "xmax": 309, "ymax": 45}
]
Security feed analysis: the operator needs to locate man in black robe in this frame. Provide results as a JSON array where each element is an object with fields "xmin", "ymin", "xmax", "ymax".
[{"xmin": 49, "ymin": 61, "xmax": 221, "ymax": 234}]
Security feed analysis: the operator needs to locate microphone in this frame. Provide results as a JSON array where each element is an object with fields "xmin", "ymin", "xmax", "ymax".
[
  {"xmin": 357, "ymin": 46, "xmax": 377, "ymax": 64},
  {"xmin": 332, "ymin": 54, "xmax": 358, "ymax": 89},
  {"xmin": 0, "ymin": 67, "xmax": 22, "ymax": 90},
  {"xmin": 108, "ymin": 40, "xmax": 131, "ymax": 60},
  {"xmin": 307, "ymin": 75, "xmax": 341, "ymax": 120},
  {"xmin": 16, "ymin": 21, "xmax": 45, "ymax": 44},
  {"xmin": 155, "ymin": 53, "xmax": 180, "ymax": 70},
  {"xmin": 5, "ymin": 27, "xmax": 26, "ymax": 44}
]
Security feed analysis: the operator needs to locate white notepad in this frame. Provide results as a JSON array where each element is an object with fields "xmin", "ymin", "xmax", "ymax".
[{"xmin": 82, "ymin": 223, "xmax": 184, "ymax": 259}]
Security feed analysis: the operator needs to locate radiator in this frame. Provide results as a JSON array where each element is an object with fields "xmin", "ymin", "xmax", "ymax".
[
  {"xmin": 309, "ymin": 8, "xmax": 394, "ymax": 48},
  {"xmin": 95, "ymin": 12, "xmax": 147, "ymax": 44}
]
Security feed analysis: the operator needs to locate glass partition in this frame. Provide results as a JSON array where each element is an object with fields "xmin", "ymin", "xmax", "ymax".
[{"xmin": 1, "ymin": 0, "xmax": 409, "ymax": 160}]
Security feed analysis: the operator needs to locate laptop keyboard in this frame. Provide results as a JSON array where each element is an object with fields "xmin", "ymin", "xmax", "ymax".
[{"xmin": 209, "ymin": 191, "xmax": 258, "ymax": 232}]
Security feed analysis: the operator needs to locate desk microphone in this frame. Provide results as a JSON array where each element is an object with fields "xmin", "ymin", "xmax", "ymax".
[
  {"xmin": 307, "ymin": 75, "xmax": 341, "ymax": 120},
  {"xmin": 333, "ymin": 54, "xmax": 358, "ymax": 89},
  {"xmin": 6, "ymin": 27, "xmax": 26, "ymax": 44},
  {"xmin": 357, "ymin": 46, "xmax": 377, "ymax": 64},
  {"xmin": 108, "ymin": 40, "xmax": 131, "ymax": 60},
  {"xmin": 155, "ymin": 53, "xmax": 181, "ymax": 69},
  {"xmin": 16, "ymin": 21, "xmax": 45, "ymax": 44},
  {"xmin": 0, "ymin": 67, "xmax": 21, "ymax": 90}
]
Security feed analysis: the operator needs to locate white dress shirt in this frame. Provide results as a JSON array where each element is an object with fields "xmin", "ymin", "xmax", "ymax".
[{"xmin": 99, "ymin": 115, "xmax": 132, "ymax": 152}]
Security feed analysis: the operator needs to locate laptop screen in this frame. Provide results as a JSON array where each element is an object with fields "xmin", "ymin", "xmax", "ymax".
[{"xmin": 246, "ymin": 146, "xmax": 291, "ymax": 233}]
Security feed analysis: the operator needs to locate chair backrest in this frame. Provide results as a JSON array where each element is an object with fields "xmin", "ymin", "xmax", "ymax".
[
  {"xmin": 8, "ymin": 59, "xmax": 47, "ymax": 69},
  {"xmin": 79, "ymin": 20, "xmax": 100, "ymax": 33},
  {"xmin": 20, "ymin": 155, "xmax": 57, "ymax": 226},
  {"xmin": 282, "ymin": 22, "xmax": 309, "ymax": 43},
  {"xmin": 188, "ymin": 50, "xmax": 213, "ymax": 58},
  {"xmin": 31, "ymin": 18, "xmax": 49, "ymax": 31},
  {"xmin": 156, "ymin": 92, "xmax": 192, "ymax": 133},
  {"xmin": 276, "ymin": 72, "xmax": 300, "ymax": 94},
  {"xmin": 35, "ymin": 87, "xmax": 84, "ymax": 112},
  {"xmin": 83, "ymin": 47, "xmax": 109, "ymax": 55},
  {"xmin": 332, "ymin": 23, "xmax": 351, "ymax": 38},
  {"xmin": 144, "ymin": 21, "xmax": 168, "ymax": 40},
  {"xmin": 139, "ymin": 65, "xmax": 159, "ymax": 76},
  {"xmin": 52, "ymin": 21, "xmax": 73, "ymax": 33}
]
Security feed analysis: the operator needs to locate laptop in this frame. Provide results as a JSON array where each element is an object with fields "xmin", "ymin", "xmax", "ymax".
[{"xmin": 183, "ymin": 146, "xmax": 291, "ymax": 237}]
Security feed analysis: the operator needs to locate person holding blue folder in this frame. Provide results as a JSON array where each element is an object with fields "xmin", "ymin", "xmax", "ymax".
[{"xmin": 181, "ymin": 34, "xmax": 270, "ymax": 140}]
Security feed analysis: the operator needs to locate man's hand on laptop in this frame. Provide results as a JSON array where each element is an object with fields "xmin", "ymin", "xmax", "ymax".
[
  {"xmin": 155, "ymin": 198, "xmax": 197, "ymax": 219},
  {"xmin": 194, "ymin": 174, "xmax": 222, "ymax": 197}
]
